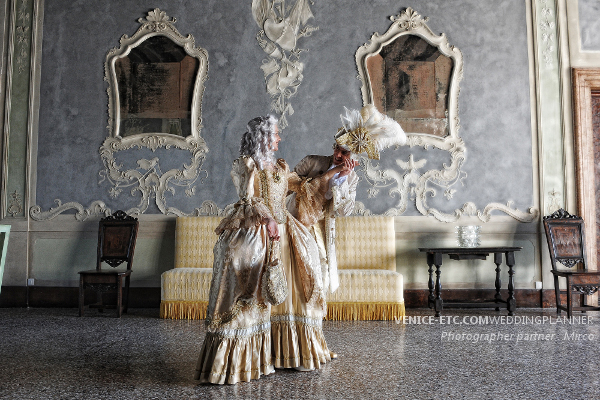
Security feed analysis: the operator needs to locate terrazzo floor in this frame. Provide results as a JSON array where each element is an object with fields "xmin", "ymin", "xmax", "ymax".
[{"xmin": 1, "ymin": 307, "xmax": 599, "ymax": 399}]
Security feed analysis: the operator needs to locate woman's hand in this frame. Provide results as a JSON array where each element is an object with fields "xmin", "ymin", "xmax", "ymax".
[{"xmin": 266, "ymin": 218, "xmax": 280, "ymax": 241}]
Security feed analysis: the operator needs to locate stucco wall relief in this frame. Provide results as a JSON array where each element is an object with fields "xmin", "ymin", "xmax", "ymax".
[
  {"xmin": 354, "ymin": 8, "xmax": 538, "ymax": 223},
  {"xmin": 30, "ymin": 9, "xmax": 222, "ymax": 221},
  {"xmin": 253, "ymin": 0, "xmax": 318, "ymax": 130}
]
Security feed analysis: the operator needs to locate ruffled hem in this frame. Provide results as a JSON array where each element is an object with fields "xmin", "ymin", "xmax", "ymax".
[
  {"xmin": 215, "ymin": 198, "xmax": 273, "ymax": 234},
  {"xmin": 194, "ymin": 329, "xmax": 274, "ymax": 384},
  {"xmin": 271, "ymin": 319, "xmax": 331, "ymax": 370}
]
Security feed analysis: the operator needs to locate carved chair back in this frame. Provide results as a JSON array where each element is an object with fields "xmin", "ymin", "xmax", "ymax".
[
  {"xmin": 543, "ymin": 209, "xmax": 586, "ymax": 272},
  {"xmin": 97, "ymin": 210, "xmax": 139, "ymax": 271}
]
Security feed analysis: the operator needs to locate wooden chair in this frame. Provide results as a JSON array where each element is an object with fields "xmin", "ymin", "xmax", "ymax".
[
  {"xmin": 543, "ymin": 208, "xmax": 600, "ymax": 318},
  {"xmin": 78, "ymin": 210, "xmax": 139, "ymax": 317}
]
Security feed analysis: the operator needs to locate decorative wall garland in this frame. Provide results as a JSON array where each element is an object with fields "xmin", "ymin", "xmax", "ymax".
[
  {"xmin": 538, "ymin": 0, "xmax": 556, "ymax": 68},
  {"xmin": 252, "ymin": 0, "xmax": 318, "ymax": 130},
  {"xmin": 7, "ymin": 191, "xmax": 23, "ymax": 217},
  {"xmin": 15, "ymin": 0, "xmax": 31, "ymax": 74}
]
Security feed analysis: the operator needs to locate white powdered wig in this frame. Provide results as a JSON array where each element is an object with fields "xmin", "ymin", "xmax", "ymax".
[{"xmin": 239, "ymin": 115, "xmax": 278, "ymax": 170}]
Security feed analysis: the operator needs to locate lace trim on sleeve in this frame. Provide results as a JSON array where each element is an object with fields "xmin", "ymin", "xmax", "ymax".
[
  {"xmin": 294, "ymin": 174, "xmax": 327, "ymax": 227},
  {"xmin": 214, "ymin": 197, "xmax": 273, "ymax": 234}
]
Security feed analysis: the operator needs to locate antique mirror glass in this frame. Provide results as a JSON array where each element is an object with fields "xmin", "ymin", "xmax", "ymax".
[
  {"xmin": 366, "ymin": 35, "xmax": 452, "ymax": 137},
  {"xmin": 115, "ymin": 36, "xmax": 199, "ymax": 137},
  {"xmin": 105, "ymin": 8, "xmax": 208, "ymax": 147},
  {"xmin": 356, "ymin": 7, "xmax": 462, "ymax": 143}
]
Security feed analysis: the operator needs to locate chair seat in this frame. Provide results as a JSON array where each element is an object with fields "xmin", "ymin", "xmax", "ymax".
[
  {"xmin": 79, "ymin": 270, "xmax": 132, "ymax": 276},
  {"xmin": 328, "ymin": 269, "xmax": 404, "ymax": 303},
  {"xmin": 161, "ymin": 267, "xmax": 213, "ymax": 302},
  {"xmin": 325, "ymin": 269, "xmax": 404, "ymax": 321},
  {"xmin": 160, "ymin": 268, "xmax": 213, "ymax": 319},
  {"xmin": 159, "ymin": 267, "xmax": 405, "ymax": 321},
  {"xmin": 552, "ymin": 269, "xmax": 600, "ymax": 276}
]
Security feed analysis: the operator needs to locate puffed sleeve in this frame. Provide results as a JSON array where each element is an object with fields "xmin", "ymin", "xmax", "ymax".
[
  {"xmin": 287, "ymin": 168, "xmax": 328, "ymax": 227},
  {"xmin": 214, "ymin": 156, "xmax": 274, "ymax": 234}
]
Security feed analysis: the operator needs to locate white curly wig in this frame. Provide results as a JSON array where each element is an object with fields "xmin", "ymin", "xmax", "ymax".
[{"xmin": 239, "ymin": 115, "xmax": 279, "ymax": 170}]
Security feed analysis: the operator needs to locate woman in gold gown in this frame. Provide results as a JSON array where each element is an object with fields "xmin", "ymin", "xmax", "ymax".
[{"xmin": 195, "ymin": 115, "xmax": 347, "ymax": 384}]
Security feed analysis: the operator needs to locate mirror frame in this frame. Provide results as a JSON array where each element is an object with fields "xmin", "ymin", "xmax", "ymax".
[
  {"xmin": 356, "ymin": 7, "xmax": 463, "ymax": 149},
  {"xmin": 104, "ymin": 8, "xmax": 209, "ymax": 152},
  {"xmin": 352, "ymin": 8, "xmax": 537, "ymax": 223}
]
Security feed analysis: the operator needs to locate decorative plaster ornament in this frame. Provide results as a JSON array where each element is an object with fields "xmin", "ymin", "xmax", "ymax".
[
  {"xmin": 539, "ymin": 0, "xmax": 556, "ymax": 67},
  {"xmin": 253, "ymin": 0, "xmax": 318, "ymax": 129},
  {"xmin": 7, "ymin": 191, "xmax": 23, "ymax": 217},
  {"xmin": 15, "ymin": 0, "xmax": 31, "ymax": 74},
  {"xmin": 30, "ymin": 9, "xmax": 221, "ymax": 221},
  {"xmin": 354, "ymin": 8, "xmax": 538, "ymax": 223},
  {"xmin": 547, "ymin": 189, "xmax": 562, "ymax": 215}
]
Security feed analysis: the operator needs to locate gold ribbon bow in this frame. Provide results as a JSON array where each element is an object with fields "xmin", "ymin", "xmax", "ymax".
[{"xmin": 335, "ymin": 126, "xmax": 380, "ymax": 160}]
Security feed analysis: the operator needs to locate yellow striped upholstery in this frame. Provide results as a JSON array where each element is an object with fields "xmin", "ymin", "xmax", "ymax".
[
  {"xmin": 160, "ymin": 217, "xmax": 219, "ymax": 319},
  {"xmin": 161, "ymin": 215, "xmax": 404, "ymax": 320},
  {"xmin": 335, "ymin": 216, "xmax": 397, "ymax": 271},
  {"xmin": 327, "ymin": 216, "xmax": 404, "ymax": 321},
  {"xmin": 162, "ymin": 267, "xmax": 213, "ymax": 301},
  {"xmin": 329, "ymin": 270, "xmax": 403, "ymax": 303},
  {"xmin": 174, "ymin": 216, "xmax": 222, "ymax": 269}
]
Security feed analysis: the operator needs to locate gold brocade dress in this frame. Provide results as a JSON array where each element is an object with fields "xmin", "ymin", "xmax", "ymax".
[{"xmin": 195, "ymin": 156, "xmax": 330, "ymax": 384}]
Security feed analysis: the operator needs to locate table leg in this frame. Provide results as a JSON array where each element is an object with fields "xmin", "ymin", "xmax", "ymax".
[
  {"xmin": 506, "ymin": 251, "xmax": 516, "ymax": 315},
  {"xmin": 494, "ymin": 252, "xmax": 502, "ymax": 311},
  {"xmin": 434, "ymin": 252, "xmax": 443, "ymax": 317},
  {"xmin": 117, "ymin": 276, "xmax": 123, "ymax": 318},
  {"xmin": 79, "ymin": 275, "xmax": 85, "ymax": 317},
  {"xmin": 427, "ymin": 252, "xmax": 435, "ymax": 309}
]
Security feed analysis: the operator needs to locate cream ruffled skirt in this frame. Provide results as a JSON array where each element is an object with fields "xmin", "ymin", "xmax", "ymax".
[
  {"xmin": 195, "ymin": 220, "xmax": 330, "ymax": 383},
  {"xmin": 271, "ymin": 224, "xmax": 331, "ymax": 369},
  {"xmin": 194, "ymin": 307, "xmax": 275, "ymax": 384},
  {"xmin": 194, "ymin": 225, "xmax": 275, "ymax": 385}
]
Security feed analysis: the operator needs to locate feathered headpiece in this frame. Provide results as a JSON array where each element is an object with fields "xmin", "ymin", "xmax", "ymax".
[{"xmin": 334, "ymin": 104, "xmax": 406, "ymax": 160}]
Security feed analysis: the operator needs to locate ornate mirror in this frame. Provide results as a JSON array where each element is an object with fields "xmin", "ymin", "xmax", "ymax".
[
  {"xmin": 99, "ymin": 9, "xmax": 211, "ymax": 217},
  {"xmin": 115, "ymin": 35, "xmax": 198, "ymax": 138},
  {"xmin": 353, "ymin": 8, "xmax": 467, "ymax": 220},
  {"xmin": 356, "ymin": 7, "xmax": 462, "ymax": 144},
  {"xmin": 105, "ymin": 8, "xmax": 208, "ymax": 149},
  {"xmin": 351, "ymin": 8, "xmax": 537, "ymax": 223}
]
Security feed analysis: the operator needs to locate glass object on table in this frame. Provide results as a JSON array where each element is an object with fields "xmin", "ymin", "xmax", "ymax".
[{"xmin": 456, "ymin": 225, "xmax": 481, "ymax": 248}]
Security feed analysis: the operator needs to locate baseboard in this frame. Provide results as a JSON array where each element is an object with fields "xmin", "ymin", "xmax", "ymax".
[
  {"xmin": 0, "ymin": 286, "xmax": 27, "ymax": 307},
  {"xmin": 404, "ymin": 289, "xmax": 559, "ymax": 309},
  {"xmin": 0, "ymin": 286, "xmax": 161, "ymax": 308},
  {"xmin": 1, "ymin": 287, "xmax": 565, "ymax": 310}
]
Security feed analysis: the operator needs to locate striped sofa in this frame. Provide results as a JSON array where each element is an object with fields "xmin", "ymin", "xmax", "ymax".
[{"xmin": 160, "ymin": 216, "xmax": 404, "ymax": 321}]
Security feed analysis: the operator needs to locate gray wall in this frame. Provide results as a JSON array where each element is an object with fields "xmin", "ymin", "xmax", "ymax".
[
  {"xmin": 36, "ymin": 0, "xmax": 533, "ymax": 217},
  {"xmin": 579, "ymin": 0, "xmax": 600, "ymax": 51}
]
